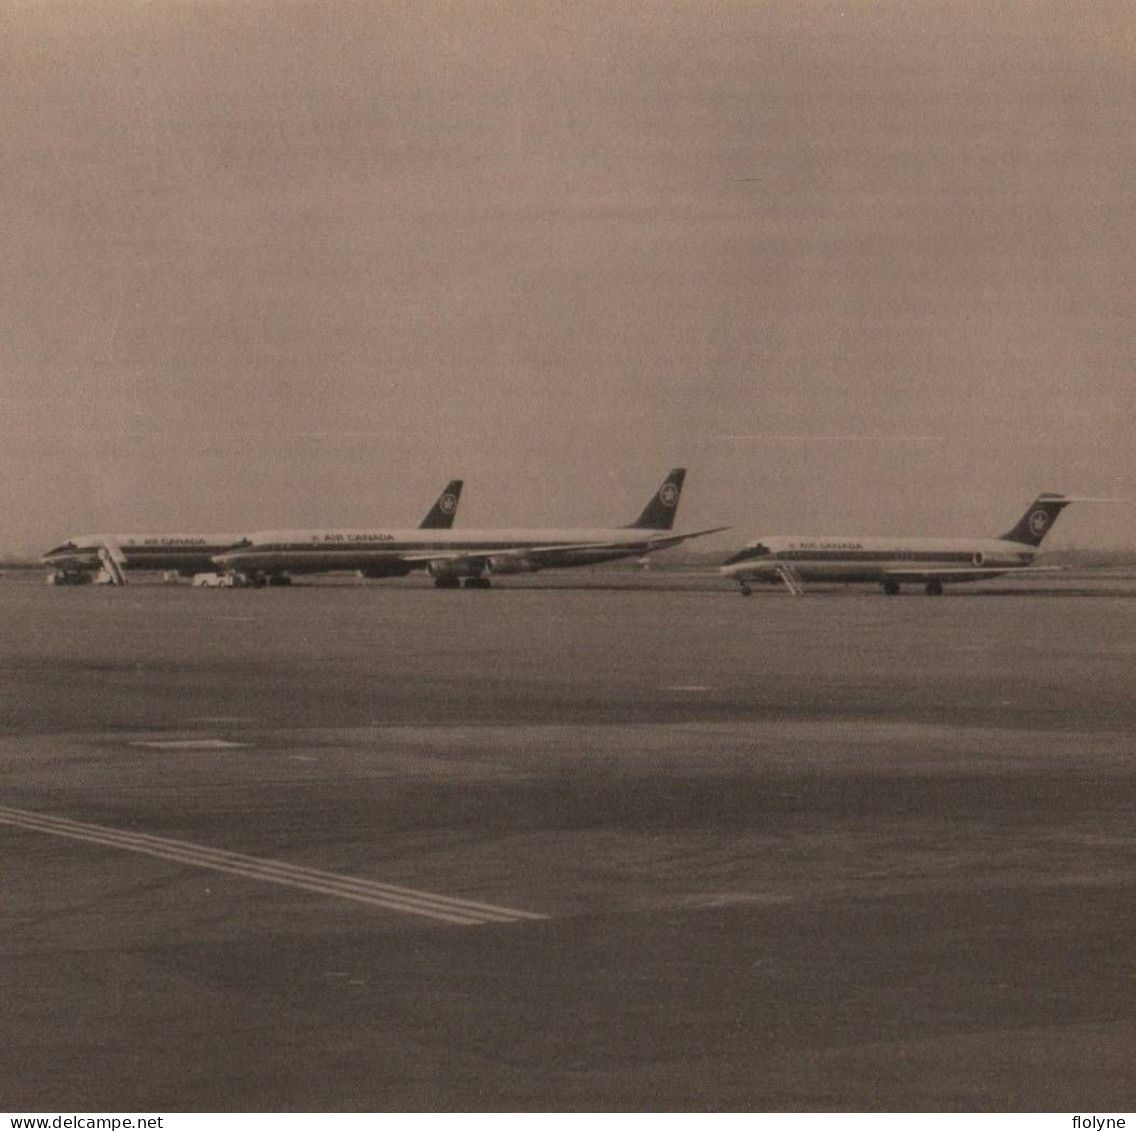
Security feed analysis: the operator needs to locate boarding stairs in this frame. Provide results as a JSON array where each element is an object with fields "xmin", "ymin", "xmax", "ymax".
[
  {"xmin": 97, "ymin": 545, "xmax": 127, "ymax": 586},
  {"xmin": 775, "ymin": 564, "xmax": 806, "ymax": 596}
]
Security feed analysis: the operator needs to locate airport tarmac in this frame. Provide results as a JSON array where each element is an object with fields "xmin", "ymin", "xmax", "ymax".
[{"xmin": 2, "ymin": 574, "xmax": 1134, "ymax": 1110}]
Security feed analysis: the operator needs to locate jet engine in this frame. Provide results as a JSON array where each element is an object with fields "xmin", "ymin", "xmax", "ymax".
[
  {"xmin": 357, "ymin": 565, "xmax": 412, "ymax": 579},
  {"xmin": 485, "ymin": 555, "xmax": 538, "ymax": 575},
  {"xmin": 427, "ymin": 559, "xmax": 483, "ymax": 580}
]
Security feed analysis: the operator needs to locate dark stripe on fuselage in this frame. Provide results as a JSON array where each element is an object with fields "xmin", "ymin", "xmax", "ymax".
[
  {"xmin": 774, "ymin": 550, "xmax": 979, "ymax": 564},
  {"xmin": 47, "ymin": 546, "xmax": 236, "ymax": 573},
  {"xmin": 220, "ymin": 539, "xmax": 651, "ymax": 575},
  {"xmin": 125, "ymin": 545, "xmax": 236, "ymax": 556},
  {"xmin": 227, "ymin": 539, "xmax": 642, "ymax": 555}
]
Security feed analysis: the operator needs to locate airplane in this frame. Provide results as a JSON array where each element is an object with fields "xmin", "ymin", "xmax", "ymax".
[
  {"xmin": 721, "ymin": 493, "xmax": 1113, "ymax": 597},
  {"xmin": 41, "ymin": 479, "xmax": 465, "ymax": 587},
  {"xmin": 215, "ymin": 468, "xmax": 728, "ymax": 588},
  {"xmin": 42, "ymin": 532, "xmax": 244, "ymax": 586}
]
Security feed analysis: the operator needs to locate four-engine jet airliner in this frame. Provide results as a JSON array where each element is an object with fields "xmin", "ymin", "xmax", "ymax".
[
  {"xmin": 721, "ymin": 493, "xmax": 1098, "ymax": 596},
  {"xmin": 42, "ymin": 479, "xmax": 464, "ymax": 587},
  {"xmin": 215, "ymin": 468, "xmax": 727, "ymax": 588}
]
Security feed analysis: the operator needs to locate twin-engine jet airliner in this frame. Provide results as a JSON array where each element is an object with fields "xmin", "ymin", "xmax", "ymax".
[
  {"xmin": 42, "ymin": 480, "xmax": 464, "ymax": 586},
  {"xmin": 721, "ymin": 493, "xmax": 1099, "ymax": 596},
  {"xmin": 215, "ymin": 468, "xmax": 726, "ymax": 588},
  {"xmin": 42, "ymin": 532, "xmax": 244, "ymax": 586}
]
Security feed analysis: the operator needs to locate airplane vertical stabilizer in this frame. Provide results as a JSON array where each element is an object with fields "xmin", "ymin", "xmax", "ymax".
[
  {"xmin": 1000, "ymin": 494, "xmax": 1073, "ymax": 546},
  {"xmin": 626, "ymin": 468, "xmax": 686, "ymax": 531},
  {"xmin": 419, "ymin": 480, "xmax": 464, "ymax": 529}
]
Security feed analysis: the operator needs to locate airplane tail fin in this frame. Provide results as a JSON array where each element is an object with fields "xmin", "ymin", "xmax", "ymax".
[
  {"xmin": 1000, "ymin": 494, "xmax": 1073, "ymax": 546},
  {"xmin": 418, "ymin": 480, "xmax": 463, "ymax": 529},
  {"xmin": 626, "ymin": 468, "xmax": 686, "ymax": 530}
]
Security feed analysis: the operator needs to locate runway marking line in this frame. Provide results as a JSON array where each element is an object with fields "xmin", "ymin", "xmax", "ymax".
[
  {"xmin": 131, "ymin": 739, "xmax": 248, "ymax": 750},
  {"xmin": 0, "ymin": 805, "xmax": 546, "ymax": 927}
]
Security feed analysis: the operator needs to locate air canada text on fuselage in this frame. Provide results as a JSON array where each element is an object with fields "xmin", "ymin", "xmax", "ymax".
[
  {"xmin": 318, "ymin": 533, "xmax": 396, "ymax": 543},
  {"xmin": 793, "ymin": 541, "xmax": 865, "ymax": 551},
  {"xmin": 139, "ymin": 538, "xmax": 209, "ymax": 547}
]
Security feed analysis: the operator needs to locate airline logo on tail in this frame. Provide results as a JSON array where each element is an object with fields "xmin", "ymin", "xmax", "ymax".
[
  {"xmin": 1028, "ymin": 508, "xmax": 1050, "ymax": 537},
  {"xmin": 626, "ymin": 468, "xmax": 687, "ymax": 530},
  {"xmin": 419, "ymin": 480, "xmax": 464, "ymax": 529}
]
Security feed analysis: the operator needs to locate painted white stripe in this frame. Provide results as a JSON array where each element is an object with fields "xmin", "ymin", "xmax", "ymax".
[
  {"xmin": 131, "ymin": 739, "xmax": 249, "ymax": 750},
  {"xmin": 0, "ymin": 806, "xmax": 546, "ymax": 926}
]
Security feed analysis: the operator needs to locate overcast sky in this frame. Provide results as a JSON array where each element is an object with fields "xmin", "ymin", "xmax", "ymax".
[{"xmin": 3, "ymin": 0, "xmax": 1133, "ymax": 553}]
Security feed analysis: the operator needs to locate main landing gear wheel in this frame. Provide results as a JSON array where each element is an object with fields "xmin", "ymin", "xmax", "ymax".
[
  {"xmin": 463, "ymin": 577, "xmax": 491, "ymax": 589},
  {"xmin": 433, "ymin": 577, "xmax": 461, "ymax": 589},
  {"xmin": 924, "ymin": 579, "xmax": 944, "ymax": 596},
  {"xmin": 739, "ymin": 585, "xmax": 753, "ymax": 597},
  {"xmin": 883, "ymin": 580, "xmax": 901, "ymax": 596}
]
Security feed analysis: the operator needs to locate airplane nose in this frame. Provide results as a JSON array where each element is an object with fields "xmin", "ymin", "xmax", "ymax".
[{"xmin": 722, "ymin": 543, "xmax": 771, "ymax": 566}]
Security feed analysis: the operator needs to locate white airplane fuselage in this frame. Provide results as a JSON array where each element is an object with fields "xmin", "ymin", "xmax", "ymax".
[
  {"xmin": 43, "ymin": 534, "xmax": 242, "ymax": 576},
  {"xmin": 216, "ymin": 526, "xmax": 683, "ymax": 577},
  {"xmin": 723, "ymin": 535, "xmax": 1038, "ymax": 586}
]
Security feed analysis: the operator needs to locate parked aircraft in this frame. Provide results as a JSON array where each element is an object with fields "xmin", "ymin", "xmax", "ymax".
[
  {"xmin": 215, "ymin": 468, "xmax": 726, "ymax": 588},
  {"xmin": 41, "ymin": 479, "xmax": 464, "ymax": 587},
  {"xmin": 721, "ymin": 493, "xmax": 1107, "ymax": 596},
  {"xmin": 42, "ymin": 533, "xmax": 243, "ymax": 586}
]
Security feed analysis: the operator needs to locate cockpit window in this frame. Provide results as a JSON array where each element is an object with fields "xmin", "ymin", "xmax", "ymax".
[{"xmin": 724, "ymin": 543, "xmax": 771, "ymax": 565}]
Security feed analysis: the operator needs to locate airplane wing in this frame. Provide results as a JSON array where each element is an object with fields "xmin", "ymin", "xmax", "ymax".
[
  {"xmin": 400, "ymin": 541, "xmax": 632, "ymax": 567},
  {"xmin": 639, "ymin": 525, "xmax": 731, "ymax": 552},
  {"xmin": 400, "ymin": 527, "xmax": 731, "ymax": 570}
]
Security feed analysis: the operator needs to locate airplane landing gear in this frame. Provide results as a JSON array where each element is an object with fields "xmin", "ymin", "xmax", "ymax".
[
  {"xmin": 882, "ymin": 580, "xmax": 901, "ymax": 595},
  {"xmin": 924, "ymin": 579, "xmax": 944, "ymax": 596},
  {"xmin": 739, "ymin": 584, "xmax": 753, "ymax": 597},
  {"xmin": 434, "ymin": 577, "xmax": 461, "ymax": 589},
  {"xmin": 47, "ymin": 569, "xmax": 92, "ymax": 586},
  {"xmin": 463, "ymin": 577, "xmax": 492, "ymax": 589}
]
